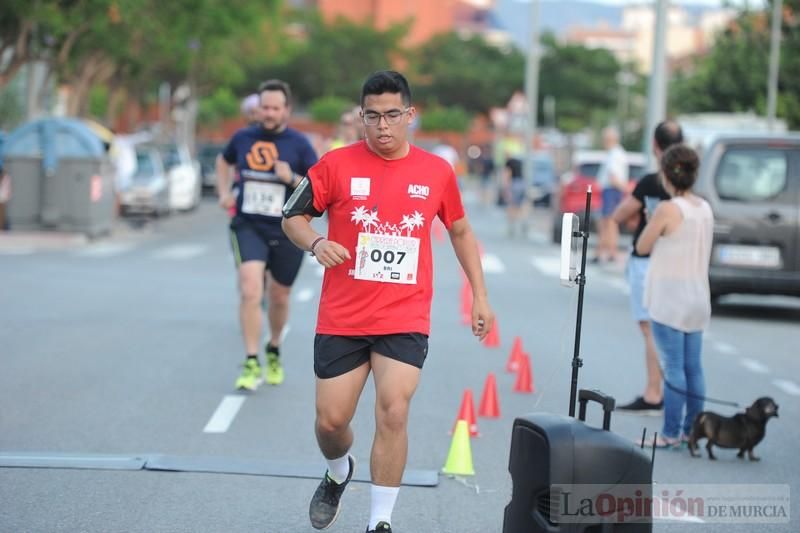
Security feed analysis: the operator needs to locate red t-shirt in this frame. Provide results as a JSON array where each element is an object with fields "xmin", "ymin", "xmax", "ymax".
[{"xmin": 308, "ymin": 141, "xmax": 465, "ymax": 336}]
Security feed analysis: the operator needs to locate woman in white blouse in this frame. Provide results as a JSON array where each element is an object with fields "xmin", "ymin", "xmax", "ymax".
[{"xmin": 636, "ymin": 144, "xmax": 714, "ymax": 448}]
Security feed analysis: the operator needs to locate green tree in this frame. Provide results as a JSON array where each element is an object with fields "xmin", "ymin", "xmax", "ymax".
[
  {"xmin": 309, "ymin": 95, "xmax": 353, "ymax": 124},
  {"xmin": 419, "ymin": 105, "xmax": 471, "ymax": 133},
  {"xmin": 538, "ymin": 34, "xmax": 622, "ymax": 133},
  {"xmin": 414, "ymin": 33, "xmax": 525, "ymax": 113},
  {"xmin": 670, "ymin": 0, "xmax": 800, "ymax": 128},
  {"xmin": 261, "ymin": 12, "xmax": 407, "ymax": 104}
]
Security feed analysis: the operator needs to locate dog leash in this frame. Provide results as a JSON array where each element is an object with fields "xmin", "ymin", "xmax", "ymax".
[{"xmin": 658, "ymin": 364, "xmax": 741, "ymax": 408}]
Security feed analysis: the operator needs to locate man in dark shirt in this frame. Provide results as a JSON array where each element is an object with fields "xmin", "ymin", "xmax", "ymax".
[
  {"xmin": 216, "ymin": 79, "xmax": 318, "ymax": 390},
  {"xmin": 612, "ymin": 120, "xmax": 683, "ymax": 413}
]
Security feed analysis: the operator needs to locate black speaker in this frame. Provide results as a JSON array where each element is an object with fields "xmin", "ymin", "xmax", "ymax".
[{"xmin": 503, "ymin": 390, "xmax": 653, "ymax": 533}]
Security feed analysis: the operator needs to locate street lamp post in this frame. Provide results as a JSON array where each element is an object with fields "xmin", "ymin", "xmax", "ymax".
[
  {"xmin": 767, "ymin": 0, "xmax": 783, "ymax": 131},
  {"xmin": 643, "ymin": 0, "xmax": 668, "ymax": 168},
  {"xmin": 523, "ymin": 0, "xmax": 541, "ymax": 188}
]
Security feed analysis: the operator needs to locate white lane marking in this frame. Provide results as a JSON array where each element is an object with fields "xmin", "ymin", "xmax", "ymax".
[
  {"xmin": 740, "ymin": 358, "xmax": 770, "ymax": 374},
  {"xmin": 76, "ymin": 243, "xmax": 135, "ymax": 257},
  {"xmin": 531, "ymin": 257, "xmax": 561, "ymax": 278},
  {"xmin": 481, "ymin": 253, "xmax": 506, "ymax": 274},
  {"xmin": 203, "ymin": 395, "xmax": 246, "ymax": 433},
  {"xmin": 152, "ymin": 243, "xmax": 207, "ymax": 260},
  {"xmin": 296, "ymin": 287, "xmax": 314, "ymax": 303},
  {"xmin": 773, "ymin": 379, "xmax": 800, "ymax": 396},
  {"xmin": 279, "ymin": 324, "xmax": 291, "ymax": 344},
  {"xmin": 712, "ymin": 341, "xmax": 737, "ymax": 355}
]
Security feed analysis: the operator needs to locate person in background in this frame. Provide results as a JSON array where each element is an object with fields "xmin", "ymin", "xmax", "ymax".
[
  {"xmin": 613, "ymin": 120, "xmax": 683, "ymax": 415},
  {"xmin": 594, "ymin": 126, "xmax": 628, "ymax": 263},
  {"xmin": 216, "ymin": 80, "xmax": 318, "ymax": 391},
  {"xmin": 503, "ymin": 153, "xmax": 528, "ymax": 237},
  {"xmin": 636, "ymin": 144, "xmax": 713, "ymax": 448},
  {"xmin": 240, "ymin": 93, "xmax": 262, "ymax": 126}
]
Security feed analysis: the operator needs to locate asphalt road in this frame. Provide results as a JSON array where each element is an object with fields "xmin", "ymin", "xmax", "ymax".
[{"xmin": 1, "ymin": 190, "xmax": 798, "ymax": 533}]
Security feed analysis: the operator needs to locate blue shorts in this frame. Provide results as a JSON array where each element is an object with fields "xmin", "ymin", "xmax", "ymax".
[
  {"xmin": 229, "ymin": 216, "xmax": 304, "ymax": 286},
  {"xmin": 601, "ymin": 188, "xmax": 624, "ymax": 217},
  {"xmin": 509, "ymin": 181, "xmax": 527, "ymax": 207},
  {"xmin": 626, "ymin": 255, "xmax": 650, "ymax": 322}
]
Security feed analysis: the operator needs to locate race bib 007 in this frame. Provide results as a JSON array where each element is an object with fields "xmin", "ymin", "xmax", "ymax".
[
  {"xmin": 241, "ymin": 181, "xmax": 285, "ymax": 217},
  {"xmin": 354, "ymin": 232, "xmax": 420, "ymax": 285}
]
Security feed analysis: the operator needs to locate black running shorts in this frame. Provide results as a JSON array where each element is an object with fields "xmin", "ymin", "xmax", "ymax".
[
  {"xmin": 314, "ymin": 333, "xmax": 429, "ymax": 379},
  {"xmin": 229, "ymin": 216, "xmax": 304, "ymax": 287}
]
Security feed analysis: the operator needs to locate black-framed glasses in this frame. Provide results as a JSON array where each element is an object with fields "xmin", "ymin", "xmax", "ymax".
[{"xmin": 362, "ymin": 108, "xmax": 410, "ymax": 126}]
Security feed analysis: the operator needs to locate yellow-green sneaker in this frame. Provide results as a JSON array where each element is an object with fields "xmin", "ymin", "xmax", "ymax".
[
  {"xmin": 265, "ymin": 346, "xmax": 284, "ymax": 385},
  {"xmin": 235, "ymin": 358, "xmax": 263, "ymax": 391}
]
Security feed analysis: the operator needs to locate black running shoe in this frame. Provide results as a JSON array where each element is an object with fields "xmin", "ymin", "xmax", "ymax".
[
  {"xmin": 309, "ymin": 455, "xmax": 355, "ymax": 529},
  {"xmin": 366, "ymin": 521, "xmax": 392, "ymax": 533},
  {"xmin": 616, "ymin": 396, "xmax": 663, "ymax": 415}
]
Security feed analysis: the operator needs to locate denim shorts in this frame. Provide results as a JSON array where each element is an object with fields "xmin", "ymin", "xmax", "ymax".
[
  {"xmin": 601, "ymin": 188, "xmax": 624, "ymax": 217},
  {"xmin": 626, "ymin": 255, "xmax": 650, "ymax": 322}
]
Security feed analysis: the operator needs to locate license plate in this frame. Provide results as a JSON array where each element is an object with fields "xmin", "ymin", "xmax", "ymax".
[{"xmin": 714, "ymin": 245, "xmax": 782, "ymax": 268}]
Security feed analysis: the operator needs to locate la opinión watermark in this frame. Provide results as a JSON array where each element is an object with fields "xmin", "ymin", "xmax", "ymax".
[{"xmin": 548, "ymin": 484, "xmax": 790, "ymax": 524}]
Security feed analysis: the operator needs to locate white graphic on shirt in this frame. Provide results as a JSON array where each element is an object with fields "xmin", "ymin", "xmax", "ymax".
[{"xmin": 350, "ymin": 206, "xmax": 425, "ymax": 237}]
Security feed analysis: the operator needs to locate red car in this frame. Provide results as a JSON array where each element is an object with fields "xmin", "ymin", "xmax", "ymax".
[{"xmin": 551, "ymin": 150, "xmax": 646, "ymax": 243}]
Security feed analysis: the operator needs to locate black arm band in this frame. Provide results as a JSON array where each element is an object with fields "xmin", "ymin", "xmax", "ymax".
[{"xmin": 282, "ymin": 176, "xmax": 323, "ymax": 218}]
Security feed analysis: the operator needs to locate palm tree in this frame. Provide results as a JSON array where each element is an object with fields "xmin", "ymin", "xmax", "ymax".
[
  {"xmin": 351, "ymin": 206, "xmax": 369, "ymax": 227},
  {"xmin": 399, "ymin": 215, "xmax": 413, "ymax": 235},
  {"xmin": 410, "ymin": 211, "xmax": 425, "ymax": 231}
]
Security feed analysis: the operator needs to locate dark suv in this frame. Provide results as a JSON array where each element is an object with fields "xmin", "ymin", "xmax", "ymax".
[{"xmin": 694, "ymin": 135, "xmax": 800, "ymax": 298}]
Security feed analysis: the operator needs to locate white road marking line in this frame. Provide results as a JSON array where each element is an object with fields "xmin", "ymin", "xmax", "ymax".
[
  {"xmin": 773, "ymin": 379, "xmax": 800, "ymax": 396},
  {"xmin": 296, "ymin": 287, "xmax": 314, "ymax": 303},
  {"xmin": 531, "ymin": 257, "xmax": 562, "ymax": 278},
  {"xmin": 740, "ymin": 358, "xmax": 770, "ymax": 374},
  {"xmin": 481, "ymin": 253, "xmax": 506, "ymax": 274},
  {"xmin": 203, "ymin": 395, "xmax": 246, "ymax": 433},
  {"xmin": 151, "ymin": 243, "xmax": 207, "ymax": 260},
  {"xmin": 712, "ymin": 341, "xmax": 737, "ymax": 355},
  {"xmin": 279, "ymin": 324, "xmax": 291, "ymax": 344},
  {"xmin": 76, "ymin": 243, "xmax": 135, "ymax": 257}
]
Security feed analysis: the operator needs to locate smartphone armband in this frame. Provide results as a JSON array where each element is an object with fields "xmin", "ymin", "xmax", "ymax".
[{"xmin": 282, "ymin": 176, "xmax": 323, "ymax": 218}]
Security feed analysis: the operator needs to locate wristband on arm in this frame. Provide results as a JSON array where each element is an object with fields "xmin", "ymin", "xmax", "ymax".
[{"xmin": 309, "ymin": 237, "xmax": 325, "ymax": 256}]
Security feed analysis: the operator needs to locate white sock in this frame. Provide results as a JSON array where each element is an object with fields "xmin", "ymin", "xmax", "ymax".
[
  {"xmin": 326, "ymin": 454, "xmax": 351, "ymax": 484},
  {"xmin": 368, "ymin": 484, "xmax": 399, "ymax": 529}
]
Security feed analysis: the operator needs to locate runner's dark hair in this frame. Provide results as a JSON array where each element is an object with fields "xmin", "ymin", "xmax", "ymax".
[{"xmin": 361, "ymin": 71, "xmax": 411, "ymax": 107}]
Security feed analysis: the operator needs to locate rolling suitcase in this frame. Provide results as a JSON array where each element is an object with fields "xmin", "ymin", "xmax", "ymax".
[
  {"xmin": 502, "ymin": 390, "xmax": 653, "ymax": 532},
  {"xmin": 502, "ymin": 189, "xmax": 653, "ymax": 532}
]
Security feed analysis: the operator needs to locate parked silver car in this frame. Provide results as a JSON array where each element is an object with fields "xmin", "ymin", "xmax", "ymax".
[
  {"xmin": 694, "ymin": 134, "xmax": 800, "ymax": 298},
  {"xmin": 119, "ymin": 147, "xmax": 170, "ymax": 216}
]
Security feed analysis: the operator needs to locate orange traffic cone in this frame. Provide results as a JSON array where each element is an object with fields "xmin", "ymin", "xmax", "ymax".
[
  {"xmin": 478, "ymin": 372, "xmax": 501, "ymax": 418},
  {"xmin": 505, "ymin": 336, "xmax": 524, "ymax": 373},
  {"xmin": 452, "ymin": 388, "xmax": 479, "ymax": 437},
  {"xmin": 460, "ymin": 279, "xmax": 473, "ymax": 325},
  {"xmin": 513, "ymin": 354, "xmax": 534, "ymax": 393},
  {"xmin": 482, "ymin": 320, "xmax": 500, "ymax": 348}
]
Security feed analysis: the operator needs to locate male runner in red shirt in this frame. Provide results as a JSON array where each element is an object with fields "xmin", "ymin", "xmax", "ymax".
[{"xmin": 282, "ymin": 71, "xmax": 494, "ymax": 533}]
